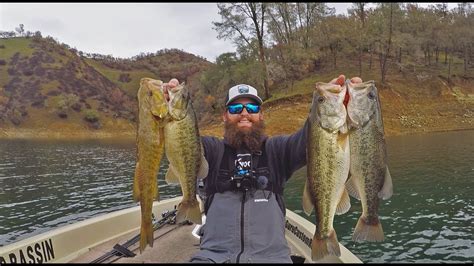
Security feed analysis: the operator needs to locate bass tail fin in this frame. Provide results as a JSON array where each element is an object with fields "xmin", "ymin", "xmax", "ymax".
[
  {"xmin": 176, "ymin": 200, "xmax": 203, "ymax": 225},
  {"xmin": 352, "ymin": 215, "xmax": 384, "ymax": 242},
  {"xmin": 311, "ymin": 229, "xmax": 341, "ymax": 261},
  {"xmin": 139, "ymin": 213, "xmax": 154, "ymax": 253}
]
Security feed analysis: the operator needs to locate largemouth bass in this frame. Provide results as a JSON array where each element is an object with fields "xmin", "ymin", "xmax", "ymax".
[
  {"xmin": 303, "ymin": 82, "xmax": 351, "ymax": 260},
  {"xmin": 164, "ymin": 82, "xmax": 208, "ymax": 225},
  {"xmin": 133, "ymin": 78, "xmax": 168, "ymax": 252},
  {"xmin": 345, "ymin": 80, "xmax": 393, "ymax": 242}
]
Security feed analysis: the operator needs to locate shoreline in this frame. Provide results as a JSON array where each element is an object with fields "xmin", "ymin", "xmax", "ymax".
[
  {"xmin": 0, "ymin": 126, "xmax": 472, "ymax": 141},
  {"xmin": 0, "ymin": 129, "xmax": 137, "ymax": 141}
]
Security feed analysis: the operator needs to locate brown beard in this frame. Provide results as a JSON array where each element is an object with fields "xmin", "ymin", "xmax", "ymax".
[{"xmin": 224, "ymin": 119, "xmax": 266, "ymax": 153}]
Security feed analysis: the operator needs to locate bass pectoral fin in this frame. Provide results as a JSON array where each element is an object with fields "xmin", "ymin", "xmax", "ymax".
[
  {"xmin": 165, "ymin": 163, "xmax": 180, "ymax": 184},
  {"xmin": 196, "ymin": 154, "xmax": 209, "ymax": 179},
  {"xmin": 345, "ymin": 173, "xmax": 361, "ymax": 200},
  {"xmin": 378, "ymin": 166, "xmax": 393, "ymax": 200},
  {"xmin": 133, "ymin": 162, "xmax": 141, "ymax": 202},
  {"xmin": 302, "ymin": 180, "xmax": 314, "ymax": 216},
  {"xmin": 335, "ymin": 188, "xmax": 351, "ymax": 215}
]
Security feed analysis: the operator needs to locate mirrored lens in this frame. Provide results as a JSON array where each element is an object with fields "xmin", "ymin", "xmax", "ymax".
[
  {"xmin": 228, "ymin": 104, "xmax": 244, "ymax": 114},
  {"xmin": 245, "ymin": 103, "xmax": 260, "ymax": 113},
  {"xmin": 227, "ymin": 103, "xmax": 260, "ymax": 114}
]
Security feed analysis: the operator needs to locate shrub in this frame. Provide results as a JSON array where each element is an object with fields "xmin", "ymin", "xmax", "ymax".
[
  {"xmin": 10, "ymin": 117, "xmax": 21, "ymax": 125},
  {"xmin": 31, "ymin": 100, "xmax": 44, "ymax": 108},
  {"xmin": 23, "ymin": 69, "xmax": 34, "ymax": 76},
  {"xmin": 57, "ymin": 110, "xmax": 68, "ymax": 119},
  {"xmin": 118, "ymin": 73, "xmax": 132, "ymax": 83},
  {"xmin": 71, "ymin": 102, "xmax": 82, "ymax": 112},
  {"xmin": 84, "ymin": 109, "xmax": 99, "ymax": 123},
  {"xmin": 89, "ymin": 121, "xmax": 102, "ymax": 130}
]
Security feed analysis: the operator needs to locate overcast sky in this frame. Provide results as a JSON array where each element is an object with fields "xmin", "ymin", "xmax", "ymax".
[{"xmin": 0, "ymin": 3, "xmax": 461, "ymax": 63}]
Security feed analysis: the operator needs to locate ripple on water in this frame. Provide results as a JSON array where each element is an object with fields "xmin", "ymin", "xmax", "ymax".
[{"xmin": 2, "ymin": 132, "xmax": 473, "ymax": 262}]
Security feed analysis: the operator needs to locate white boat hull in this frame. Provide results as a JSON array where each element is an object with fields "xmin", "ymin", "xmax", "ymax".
[{"xmin": 0, "ymin": 197, "xmax": 362, "ymax": 263}]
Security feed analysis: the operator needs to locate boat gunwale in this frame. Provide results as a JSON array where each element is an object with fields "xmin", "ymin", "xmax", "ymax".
[{"xmin": 0, "ymin": 197, "xmax": 362, "ymax": 263}]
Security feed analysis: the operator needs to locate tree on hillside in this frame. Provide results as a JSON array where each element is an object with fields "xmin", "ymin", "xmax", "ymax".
[
  {"xmin": 349, "ymin": 3, "xmax": 370, "ymax": 77},
  {"xmin": 266, "ymin": 3, "xmax": 332, "ymax": 87},
  {"xmin": 15, "ymin": 24, "xmax": 25, "ymax": 37},
  {"xmin": 451, "ymin": 3, "xmax": 474, "ymax": 76},
  {"xmin": 428, "ymin": 3, "xmax": 452, "ymax": 64},
  {"xmin": 0, "ymin": 31, "xmax": 16, "ymax": 38},
  {"xmin": 369, "ymin": 3, "xmax": 402, "ymax": 84},
  {"xmin": 213, "ymin": 3, "xmax": 271, "ymax": 99},
  {"xmin": 267, "ymin": 3, "xmax": 304, "ymax": 88},
  {"xmin": 295, "ymin": 3, "xmax": 334, "ymax": 50},
  {"xmin": 316, "ymin": 15, "xmax": 349, "ymax": 70}
]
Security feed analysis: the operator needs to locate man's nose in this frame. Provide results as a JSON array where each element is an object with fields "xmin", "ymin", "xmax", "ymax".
[{"xmin": 240, "ymin": 107, "xmax": 250, "ymax": 116}]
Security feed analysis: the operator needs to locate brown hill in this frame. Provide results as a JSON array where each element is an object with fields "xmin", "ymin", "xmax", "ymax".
[
  {"xmin": 0, "ymin": 37, "xmax": 212, "ymax": 138},
  {"xmin": 0, "ymin": 36, "xmax": 472, "ymax": 139}
]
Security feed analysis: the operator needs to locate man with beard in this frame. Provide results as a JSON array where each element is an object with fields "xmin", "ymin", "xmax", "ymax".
[{"xmin": 162, "ymin": 75, "xmax": 360, "ymax": 263}]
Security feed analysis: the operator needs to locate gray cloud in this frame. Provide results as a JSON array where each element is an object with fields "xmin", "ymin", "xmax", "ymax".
[
  {"xmin": 1, "ymin": 3, "xmax": 235, "ymax": 61},
  {"xmin": 1, "ymin": 3, "xmax": 461, "ymax": 62}
]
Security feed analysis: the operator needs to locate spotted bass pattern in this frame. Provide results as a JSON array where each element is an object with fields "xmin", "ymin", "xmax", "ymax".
[
  {"xmin": 303, "ymin": 82, "xmax": 351, "ymax": 261},
  {"xmin": 133, "ymin": 78, "xmax": 169, "ymax": 252},
  {"xmin": 346, "ymin": 80, "xmax": 393, "ymax": 242},
  {"xmin": 164, "ymin": 82, "xmax": 208, "ymax": 225}
]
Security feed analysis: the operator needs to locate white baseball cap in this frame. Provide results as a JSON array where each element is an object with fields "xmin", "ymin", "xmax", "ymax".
[{"xmin": 225, "ymin": 84, "xmax": 263, "ymax": 106}]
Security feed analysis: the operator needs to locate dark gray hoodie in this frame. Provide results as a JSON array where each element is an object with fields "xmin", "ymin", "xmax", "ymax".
[{"xmin": 190, "ymin": 119, "xmax": 309, "ymax": 263}]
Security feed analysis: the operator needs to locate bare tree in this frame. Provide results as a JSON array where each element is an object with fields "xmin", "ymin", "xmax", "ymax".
[
  {"xmin": 349, "ymin": 3, "xmax": 370, "ymax": 77},
  {"xmin": 15, "ymin": 24, "xmax": 25, "ymax": 37},
  {"xmin": 213, "ymin": 3, "xmax": 271, "ymax": 99}
]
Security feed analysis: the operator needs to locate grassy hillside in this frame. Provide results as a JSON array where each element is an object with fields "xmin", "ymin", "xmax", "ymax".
[
  {"xmin": 0, "ymin": 37, "xmax": 211, "ymax": 138},
  {"xmin": 82, "ymin": 58, "xmax": 156, "ymax": 98},
  {"xmin": 0, "ymin": 37, "xmax": 138, "ymax": 135}
]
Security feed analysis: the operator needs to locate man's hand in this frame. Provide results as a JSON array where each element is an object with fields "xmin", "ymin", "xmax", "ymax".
[
  {"xmin": 162, "ymin": 78, "xmax": 179, "ymax": 102},
  {"xmin": 328, "ymin": 74, "xmax": 363, "ymax": 86},
  {"xmin": 327, "ymin": 74, "xmax": 363, "ymax": 107}
]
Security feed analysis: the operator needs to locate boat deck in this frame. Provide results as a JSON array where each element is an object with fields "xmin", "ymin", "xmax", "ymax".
[
  {"xmin": 70, "ymin": 221, "xmax": 308, "ymax": 263},
  {"xmin": 71, "ymin": 222, "xmax": 200, "ymax": 263},
  {"xmin": 0, "ymin": 197, "xmax": 361, "ymax": 263}
]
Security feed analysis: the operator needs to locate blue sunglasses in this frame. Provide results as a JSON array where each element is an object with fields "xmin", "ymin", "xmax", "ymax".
[{"xmin": 227, "ymin": 103, "xmax": 261, "ymax": 114}]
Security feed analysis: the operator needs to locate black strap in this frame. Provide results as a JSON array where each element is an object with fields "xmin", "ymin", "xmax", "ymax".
[
  {"xmin": 204, "ymin": 140, "xmax": 285, "ymax": 214},
  {"xmin": 113, "ymin": 244, "xmax": 136, "ymax": 257}
]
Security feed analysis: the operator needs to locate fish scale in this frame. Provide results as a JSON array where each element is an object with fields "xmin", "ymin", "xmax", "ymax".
[
  {"xmin": 133, "ymin": 78, "xmax": 168, "ymax": 253},
  {"xmin": 346, "ymin": 80, "xmax": 393, "ymax": 243},
  {"xmin": 164, "ymin": 82, "xmax": 208, "ymax": 226},
  {"xmin": 304, "ymin": 82, "xmax": 351, "ymax": 261}
]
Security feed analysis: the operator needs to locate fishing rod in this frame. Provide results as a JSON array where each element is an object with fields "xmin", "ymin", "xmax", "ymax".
[{"xmin": 90, "ymin": 208, "xmax": 180, "ymax": 264}]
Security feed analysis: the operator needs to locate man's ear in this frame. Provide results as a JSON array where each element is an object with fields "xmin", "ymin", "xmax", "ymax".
[{"xmin": 222, "ymin": 110, "xmax": 227, "ymax": 122}]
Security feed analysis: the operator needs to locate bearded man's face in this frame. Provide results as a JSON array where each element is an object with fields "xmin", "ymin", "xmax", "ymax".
[{"xmin": 223, "ymin": 99, "xmax": 265, "ymax": 152}]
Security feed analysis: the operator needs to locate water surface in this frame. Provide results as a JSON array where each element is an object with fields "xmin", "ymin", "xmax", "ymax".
[
  {"xmin": 0, "ymin": 130, "xmax": 473, "ymax": 263},
  {"xmin": 285, "ymin": 130, "xmax": 473, "ymax": 263}
]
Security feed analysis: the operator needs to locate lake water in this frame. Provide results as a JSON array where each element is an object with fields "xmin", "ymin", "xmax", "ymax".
[{"xmin": 0, "ymin": 130, "xmax": 473, "ymax": 263}]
